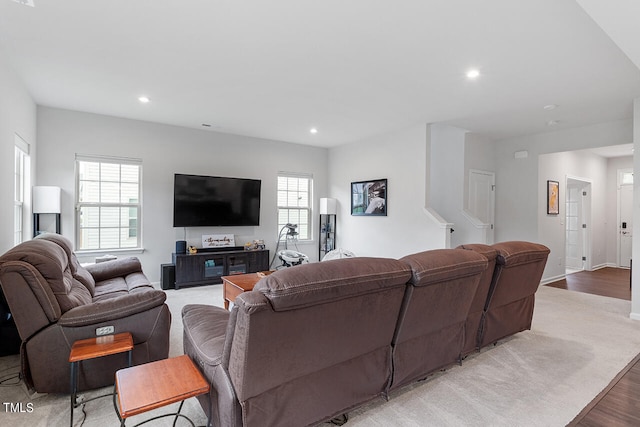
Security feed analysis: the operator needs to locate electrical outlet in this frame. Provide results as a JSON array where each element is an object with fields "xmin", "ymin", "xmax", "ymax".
[{"xmin": 96, "ymin": 326, "xmax": 114, "ymax": 336}]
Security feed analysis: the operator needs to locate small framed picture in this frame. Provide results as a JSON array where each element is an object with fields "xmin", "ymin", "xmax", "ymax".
[
  {"xmin": 547, "ymin": 180, "xmax": 559, "ymax": 215},
  {"xmin": 351, "ymin": 179, "xmax": 387, "ymax": 216}
]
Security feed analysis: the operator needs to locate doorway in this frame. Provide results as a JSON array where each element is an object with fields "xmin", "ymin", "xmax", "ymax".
[{"xmin": 565, "ymin": 177, "xmax": 591, "ymax": 275}]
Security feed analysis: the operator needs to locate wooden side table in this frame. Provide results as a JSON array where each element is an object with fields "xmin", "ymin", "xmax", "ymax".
[
  {"xmin": 115, "ymin": 354, "xmax": 210, "ymax": 426},
  {"xmin": 222, "ymin": 270, "xmax": 273, "ymax": 310},
  {"xmin": 68, "ymin": 332, "xmax": 133, "ymax": 427}
]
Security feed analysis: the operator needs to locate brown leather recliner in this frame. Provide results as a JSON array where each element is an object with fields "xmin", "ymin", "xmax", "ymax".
[
  {"xmin": 390, "ymin": 248, "xmax": 488, "ymax": 390},
  {"xmin": 460, "ymin": 241, "xmax": 550, "ymax": 350},
  {"xmin": 480, "ymin": 241, "xmax": 550, "ymax": 348},
  {"xmin": 456, "ymin": 243, "xmax": 498, "ymax": 357},
  {"xmin": 183, "ymin": 257, "xmax": 412, "ymax": 427},
  {"xmin": 0, "ymin": 233, "xmax": 171, "ymax": 393}
]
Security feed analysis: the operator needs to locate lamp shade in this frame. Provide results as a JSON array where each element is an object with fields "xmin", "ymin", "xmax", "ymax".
[
  {"xmin": 319, "ymin": 198, "xmax": 337, "ymax": 215},
  {"xmin": 33, "ymin": 186, "xmax": 61, "ymax": 214}
]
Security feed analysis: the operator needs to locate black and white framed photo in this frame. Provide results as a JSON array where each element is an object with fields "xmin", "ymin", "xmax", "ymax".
[{"xmin": 351, "ymin": 179, "xmax": 387, "ymax": 216}]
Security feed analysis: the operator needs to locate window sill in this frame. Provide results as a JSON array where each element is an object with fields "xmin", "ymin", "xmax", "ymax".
[{"xmin": 76, "ymin": 248, "xmax": 145, "ymax": 257}]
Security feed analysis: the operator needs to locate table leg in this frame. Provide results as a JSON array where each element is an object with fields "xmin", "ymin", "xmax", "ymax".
[{"xmin": 70, "ymin": 361, "xmax": 77, "ymax": 427}]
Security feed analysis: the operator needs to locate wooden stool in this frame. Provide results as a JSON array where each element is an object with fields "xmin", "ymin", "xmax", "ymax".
[
  {"xmin": 115, "ymin": 355, "xmax": 210, "ymax": 426},
  {"xmin": 69, "ymin": 332, "xmax": 133, "ymax": 427}
]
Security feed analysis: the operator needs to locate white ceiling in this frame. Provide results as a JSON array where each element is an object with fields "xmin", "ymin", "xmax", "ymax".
[{"xmin": 1, "ymin": 0, "xmax": 639, "ymax": 148}]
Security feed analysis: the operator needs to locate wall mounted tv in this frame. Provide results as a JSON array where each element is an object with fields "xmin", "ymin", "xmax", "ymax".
[{"xmin": 173, "ymin": 174, "xmax": 261, "ymax": 227}]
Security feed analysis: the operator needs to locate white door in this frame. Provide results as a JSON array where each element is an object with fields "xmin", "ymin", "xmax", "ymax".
[
  {"xmin": 565, "ymin": 178, "xmax": 591, "ymax": 273},
  {"xmin": 468, "ymin": 170, "xmax": 495, "ymax": 244},
  {"xmin": 565, "ymin": 184, "xmax": 583, "ymax": 271},
  {"xmin": 620, "ymin": 184, "xmax": 633, "ymax": 267}
]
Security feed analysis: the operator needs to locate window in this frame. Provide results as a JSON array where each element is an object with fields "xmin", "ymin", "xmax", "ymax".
[
  {"xmin": 277, "ymin": 173, "xmax": 312, "ymax": 240},
  {"xmin": 14, "ymin": 136, "xmax": 30, "ymax": 245},
  {"xmin": 76, "ymin": 155, "xmax": 142, "ymax": 251}
]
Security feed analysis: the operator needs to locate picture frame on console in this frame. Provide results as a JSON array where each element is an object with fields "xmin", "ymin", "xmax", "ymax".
[{"xmin": 351, "ymin": 179, "xmax": 387, "ymax": 216}]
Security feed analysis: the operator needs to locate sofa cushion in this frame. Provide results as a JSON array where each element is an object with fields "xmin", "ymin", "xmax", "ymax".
[
  {"xmin": 182, "ymin": 304, "xmax": 230, "ymax": 366},
  {"xmin": 253, "ymin": 257, "xmax": 412, "ymax": 311},
  {"xmin": 457, "ymin": 243, "xmax": 498, "ymax": 262},
  {"xmin": 400, "ymin": 248, "xmax": 488, "ymax": 287},
  {"xmin": 493, "ymin": 241, "xmax": 551, "ymax": 267},
  {"xmin": 35, "ymin": 233, "xmax": 96, "ymax": 295},
  {"xmin": 0, "ymin": 239, "xmax": 92, "ymax": 313},
  {"xmin": 86, "ymin": 257, "xmax": 143, "ymax": 282},
  {"xmin": 34, "ymin": 233, "xmax": 74, "ymax": 261}
]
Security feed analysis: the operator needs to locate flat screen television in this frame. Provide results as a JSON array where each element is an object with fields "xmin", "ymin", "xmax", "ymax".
[{"xmin": 173, "ymin": 174, "xmax": 261, "ymax": 227}]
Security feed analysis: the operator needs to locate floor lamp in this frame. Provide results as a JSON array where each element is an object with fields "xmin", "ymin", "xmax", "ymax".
[{"xmin": 33, "ymin": 186, "xmax": 61, "ymax": 237}]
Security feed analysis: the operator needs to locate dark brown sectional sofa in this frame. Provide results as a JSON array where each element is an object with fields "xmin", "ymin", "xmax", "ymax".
[
  {"xmin": 182, "ymin": 241, "xmax": 550, "ymax": 427},
  {"xmin": 0, "ymin": 233, "xmax": 171, "ymax": 393}
]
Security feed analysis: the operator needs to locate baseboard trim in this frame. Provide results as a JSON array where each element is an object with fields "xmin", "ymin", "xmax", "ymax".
[{"xmin": 540, "ymin": 275, "xmax": 564, "ymax": 285}]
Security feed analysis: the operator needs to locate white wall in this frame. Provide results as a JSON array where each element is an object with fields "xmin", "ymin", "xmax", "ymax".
[
  {"xmin": 538, "ymin": 150, "xmax": 608, "ymax": 281},
  {"xmin": 494, "ymin": 119, "xmax": 633, "ymax": 250},
  {"xmin": 464, "ymin": 132, "xmax": 496, "ymax": 201},
  {"xmin": 0, "ymin": 51, "xmax": 37, "ymax": 252},
  {"xmin": 429, "ymin": 125, "xmax": 498, "ymax": 247},
  {"xmin": 36, "ymin": 107, "xmax": 328, "ymax": 282},
  {"xmin": 429, "ymin": 125, "xmax": 468, "ymax": 247},
  {"xmin": 495, "ymin": 120, "xmax": 633, "ymax": 280},
  {"xmin": 463, "ymin": 132, "xmax": 497, "ymax": 244},
  {"xmin": 327, "ymin": 124, "xmax": 444, "ymax": 258}
]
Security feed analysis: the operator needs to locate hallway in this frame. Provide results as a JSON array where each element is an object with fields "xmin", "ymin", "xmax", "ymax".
[{"xmin": 546, "ymin": 267, "xmax": 630, "ymax": 301}]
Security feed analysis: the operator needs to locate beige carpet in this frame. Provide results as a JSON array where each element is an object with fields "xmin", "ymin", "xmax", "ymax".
[{"xmin": 2, "ymin": 285, "xmax": 640, "ymax": 426}]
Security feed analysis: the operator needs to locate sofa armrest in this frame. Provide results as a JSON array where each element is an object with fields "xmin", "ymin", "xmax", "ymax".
[
  {"xmin": 58, "ymin": 290, "xmax": 166, "ymax": 327},
  {"xmin": 182, "ymin": 304, "xmax": 243, "ymax": 427},
  {"xmin": 85, "ymin": 257, "xmax": 143, "ymax": 282}
]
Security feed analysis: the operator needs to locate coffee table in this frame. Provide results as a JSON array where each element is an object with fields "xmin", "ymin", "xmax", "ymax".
[
  {"xmin": 222, "ymin": 271, "xmax": 273, "ymax": 310},
  {"xmin": 115, "ymin": 354, "xmax": 209, "ymax": 426}
]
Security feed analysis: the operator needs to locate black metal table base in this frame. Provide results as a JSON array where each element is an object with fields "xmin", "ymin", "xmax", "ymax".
[
  {"xmin": 70, "ymin": 350, "xmax": 132, "ymax": 426},
  {"xmin": 115, "ymin": 399, "xmax": 208, "ymax": 427}
]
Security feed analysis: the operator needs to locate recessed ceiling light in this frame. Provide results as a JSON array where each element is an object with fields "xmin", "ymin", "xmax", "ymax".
[
  {"xmin": 543, "ymin": 104, "xmax": 558, "ymax": 111},
  {"xmin": 310, "ymin": 128, "xmax": 318, "ymax": 134},
  {"xmin": 466, "ymin": 69, "xmax": 480, "ymax": 80},
  {"xmin": 546, "ymin": 120, "xmax": 559, "ymax": 126},
  {"xmin": 138, "ymin": 96, "xmax": 150, "ymax": 103}
]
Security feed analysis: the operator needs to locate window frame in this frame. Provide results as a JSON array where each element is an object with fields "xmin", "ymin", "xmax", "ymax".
[
  {"xmin": 75, "ymin": 154, "xmax": 143, "ymax": 253},
  {"xmin": 14, "ymin": 136, "xmax": 30, "ymax": 245},
  {"xmin": 277, "ymin": 172, "xmax": 313, "ymax": 241}
]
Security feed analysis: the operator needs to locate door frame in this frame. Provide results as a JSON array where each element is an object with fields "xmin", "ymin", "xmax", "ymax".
[{"xmin": 617, "ymin": 168, "xmax": 633, "ymax": 267}]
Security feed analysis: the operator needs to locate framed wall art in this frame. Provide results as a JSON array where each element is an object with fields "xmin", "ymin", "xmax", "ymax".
[
  {"xmin": 547, "ymin": 180, "xmax": 559, "ymax": 215},
  {"xmin": 351, "ymin": 179, "xmax": 387, "ymax": 216}
]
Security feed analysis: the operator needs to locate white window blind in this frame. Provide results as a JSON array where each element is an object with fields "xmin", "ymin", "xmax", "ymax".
[
  {"xmin": 75, "ymin": 155, "xmax": 142, "ymax": 251},
  {"xmin": 277, "ymin": 172, "xmax": 312, "ymax": 240}
]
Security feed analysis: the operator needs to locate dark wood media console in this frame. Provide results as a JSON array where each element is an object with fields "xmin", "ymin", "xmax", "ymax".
[{"xmin": 173, "ymin": 248, "xmax": 269, "ymax": 289}]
